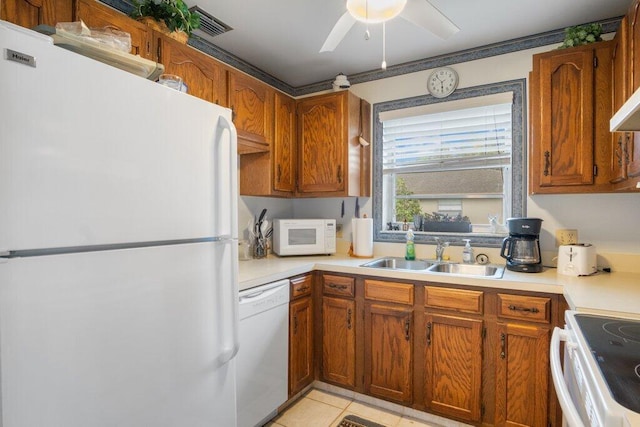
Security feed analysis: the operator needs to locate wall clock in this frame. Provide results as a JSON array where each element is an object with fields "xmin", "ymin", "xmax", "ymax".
[{"xmin": 427, "ymin": 67, "xmax": 459, "ymax": 98}]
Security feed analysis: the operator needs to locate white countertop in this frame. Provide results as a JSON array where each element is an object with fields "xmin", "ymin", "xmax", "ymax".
[{"xmin": 239, "ymin": 254, "xmax": 640, "ymax": 317}]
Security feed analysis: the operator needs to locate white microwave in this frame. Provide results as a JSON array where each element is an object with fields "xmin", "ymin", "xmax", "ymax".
[{"xmin": 272, "ymin": 219, "xmax": 336, "ymax": 256}]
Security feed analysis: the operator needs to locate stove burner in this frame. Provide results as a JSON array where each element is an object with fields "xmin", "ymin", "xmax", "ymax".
[{"xmin": 602, "ymin": 321, "xmax": 640, "ymax": 343}]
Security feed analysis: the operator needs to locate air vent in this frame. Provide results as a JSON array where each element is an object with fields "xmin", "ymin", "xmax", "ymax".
[{"xmin": 189, "ymin": 6, "xmax": 232, "ymax": 41}]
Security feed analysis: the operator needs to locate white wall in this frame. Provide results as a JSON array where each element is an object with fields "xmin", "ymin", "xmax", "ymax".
[{"xmin": 239, "ymin": 37, "xmax": 640, "ymax": 271}]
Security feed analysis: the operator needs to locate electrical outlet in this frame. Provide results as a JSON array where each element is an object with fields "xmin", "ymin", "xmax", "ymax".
[{"xmin": 556, "ymin": 229, "xmax": 578, "ymax": 246}]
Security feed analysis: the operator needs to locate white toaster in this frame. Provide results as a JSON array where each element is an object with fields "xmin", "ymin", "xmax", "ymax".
[{"xmin": 557, "ymin": 244, "xmax": 597, "ymax": 276}]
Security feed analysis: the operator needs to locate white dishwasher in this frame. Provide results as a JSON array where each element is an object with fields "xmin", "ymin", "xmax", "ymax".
[{"xmin": 237, "ymin": 279, "xmax": 290, "ymax": 427}]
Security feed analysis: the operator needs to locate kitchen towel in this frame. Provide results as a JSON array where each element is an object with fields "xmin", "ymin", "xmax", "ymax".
[{"xmin": 352, "ymin": 217, "xmax": 373, "ymax": 258}]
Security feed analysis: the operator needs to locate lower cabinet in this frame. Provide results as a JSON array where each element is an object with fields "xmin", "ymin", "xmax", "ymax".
[
  {"xmin": 423, "ymin": 285, "xmax": 484, "ymax": 423},
  {"xmin": 364, "ymin": 279, "xmax": 414, "ymax": 404},
  {"xmin": 495, "ymin": 323, "xmax": 550, "ymax": 427},
  {"xmin": 284, "ymin": 272, "xmax": 562, "ymax": 427},
  {"xmin": 424, "ymin": 314, "xmax": 483, "ymax": 422},
  {"xmin": 288, "ymin": 275, "xmax": 314, "ymax": 397},
  {"xmin": 322, "ymin": 296, "xmax": 356, "ymax": 388},
  {"xmin": 321, "ymin": 273, "xmax": 357, "ymax": 388}
]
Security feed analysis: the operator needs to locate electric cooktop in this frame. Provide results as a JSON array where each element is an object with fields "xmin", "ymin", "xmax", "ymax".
[{"xmin": 575, "ymin": 314, "xmax": 640, "ymax": 414}]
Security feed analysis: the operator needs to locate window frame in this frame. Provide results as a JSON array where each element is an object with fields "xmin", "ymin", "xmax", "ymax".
[{"xmin": 372, "ymin": 79, "xmax": 527, "ymax": 248}]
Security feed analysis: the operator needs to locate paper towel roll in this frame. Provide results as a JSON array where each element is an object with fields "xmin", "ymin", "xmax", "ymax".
[{"xmin": 352, "ymin": 218, "xmax": 373, "ymax": 257}]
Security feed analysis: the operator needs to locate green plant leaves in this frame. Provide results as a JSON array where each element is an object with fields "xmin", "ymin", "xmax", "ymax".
[
  {"xmin": 130, "ymin": 0, "xmax": 200, "ymax": 36},
  {"xmin": 559, "ymin": 23, "xmax": 603, "ymax": 49}
]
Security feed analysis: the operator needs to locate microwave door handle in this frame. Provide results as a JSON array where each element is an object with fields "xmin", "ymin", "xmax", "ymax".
[{"xmin": 550, "ymin": 327, "xmax": 586, "ymax": 427}]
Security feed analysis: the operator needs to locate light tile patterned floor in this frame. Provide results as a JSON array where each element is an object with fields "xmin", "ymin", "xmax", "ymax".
[{"xmin": 264, "ymin": 389, "xmax": 438, "ymax": 427}]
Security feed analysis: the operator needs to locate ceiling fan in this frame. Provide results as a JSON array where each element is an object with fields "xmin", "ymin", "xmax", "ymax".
[{"xmin": 320, "ymin": 0, "xmax": 459, "ymax": 53}]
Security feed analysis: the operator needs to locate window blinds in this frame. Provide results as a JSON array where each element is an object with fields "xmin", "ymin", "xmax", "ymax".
[{"xmin": 382, "ymin": 99, "xmax": 512, "ymax": 173}]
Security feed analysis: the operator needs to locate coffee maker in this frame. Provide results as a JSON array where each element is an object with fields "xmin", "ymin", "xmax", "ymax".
[{"xmin": 500, "ymin": 218, "xmax": 543, "ymax": 273}]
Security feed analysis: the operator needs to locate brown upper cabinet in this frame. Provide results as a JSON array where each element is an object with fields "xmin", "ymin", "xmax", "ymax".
[
  {"xmin": 529, "ymin": 41, "xmax": 614, "ymax": 194},
  {"xmin": 75, "ymin": 0, "xmax": 153, "ymax": 59},
  {"xmin": 1, "ymin": 0, "xmax": 73, "ymax": 29},
  {"xmin": 239, "ymin": 92, "xmax": 296, "ymax": 197},
  {"xmin": 241, "ymin": 90, "xmax": 371, "ymax": 198},
  {"xmin": 228, "ymin": 71, "xmax": 274, "ymax": 154},
  {"xmin": 297, "ymin": 91, "xmax": 370, "ymax": 197},
  {"xmin": 621, "ymin": 0, "xmax": 640, "ymax": 188},
  {"xmin": 156, "ymin": 33, "xmax": 228, "ymax": 106}
]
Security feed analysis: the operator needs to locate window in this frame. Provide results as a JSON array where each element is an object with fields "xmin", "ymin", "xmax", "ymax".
[{"xmin": 372, "ymin": 80, "xmax": 526, "ymax": 247}]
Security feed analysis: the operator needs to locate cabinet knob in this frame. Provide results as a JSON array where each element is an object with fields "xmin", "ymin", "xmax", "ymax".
[
  {"xmin": 500, "ymin": 332, "xmax": 506, "ymax": 359},
  {"xmin": 426, "ymin": 322, "xmax": 432, "ymax": 346},
  {"xmin": 347, "ymin": 308, "xmax": 352, "ymax": 330},
  {"xmin": 404, "ymin": 318, "xmax": 411, "ymax": 341}
]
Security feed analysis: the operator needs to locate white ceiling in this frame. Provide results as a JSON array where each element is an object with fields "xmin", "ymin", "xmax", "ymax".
[{"xmin": 189, "ymin": 0, "xmax": 629, "ymax": 88}]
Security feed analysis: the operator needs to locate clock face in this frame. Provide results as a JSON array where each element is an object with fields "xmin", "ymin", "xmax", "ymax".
[{"xmin": 427, "ymin": 67, "xmax": 458, "ymax": 98}]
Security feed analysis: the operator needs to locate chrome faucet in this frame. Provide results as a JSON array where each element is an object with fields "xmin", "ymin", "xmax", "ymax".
[{"xmin": 434, "ymin": 237, "xmax": 450, "ymax": 262}]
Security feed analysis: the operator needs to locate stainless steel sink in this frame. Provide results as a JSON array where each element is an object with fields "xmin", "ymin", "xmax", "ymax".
[
  {"xmin": 427, "ymin": 262, "xmax": 504, "ymax": 278},
  {"xmin": 360, "ymin": 257, "xmax": 504, "ymax": 278},
  {"xmin": 360, "ymin": 257, "xmax": 433, "ymax": 271}
]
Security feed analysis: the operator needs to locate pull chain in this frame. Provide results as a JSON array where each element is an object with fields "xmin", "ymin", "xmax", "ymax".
[{"xmin": 381, "ymin": 21, "xmax": 387, "ymax": 70}]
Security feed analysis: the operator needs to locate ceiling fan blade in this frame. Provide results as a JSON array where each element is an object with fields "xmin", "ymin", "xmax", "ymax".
[
  {"xmin": 400, "ymin": 0, "xmax": 459, "ymax": 39},
  {"xmin": 320, "ymin": 11, "xmax": 357, "ymax": 52}
]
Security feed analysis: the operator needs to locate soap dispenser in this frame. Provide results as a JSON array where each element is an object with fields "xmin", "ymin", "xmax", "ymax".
[
  {"xmin": 462, "ymin": 239, "xmax": 474, "ymax": 264},
  {"xmin": 405, "ymin": 229, "xmax": 416, "ymax": 260}
]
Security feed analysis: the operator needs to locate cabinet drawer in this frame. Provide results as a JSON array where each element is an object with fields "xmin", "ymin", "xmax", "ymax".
[
  {"xmin": 364, "ymin": 280, "xmax": 414, "ymax": 305},
  {"xmin": 424, "ymin": 286, "xmax": 483, "ymax": 314},
  {"xmin": 290, "ymin": 275, "xmax": 313, "ymax": 299},
  {"xmin": 497, "ymin": 294, "xmax": 551, "ymax": 323},
  {"xmin": 323, "ymin": 275, "xmax": 355, "ymax": 297}
]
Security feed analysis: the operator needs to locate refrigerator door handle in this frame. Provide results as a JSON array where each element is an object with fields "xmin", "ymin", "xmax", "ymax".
[
  {"xmin": 214, "ymin": 114, "xmax": 238, "ymax": 238},
  {"xmin": 216, "ymin": 239, "xmax": 240, "ymax": 367}
]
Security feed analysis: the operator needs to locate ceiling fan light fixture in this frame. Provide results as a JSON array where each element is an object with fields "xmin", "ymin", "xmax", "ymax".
[{"xmin": 346, "ymin": 0, "xmax": 407, "ymax": 24}]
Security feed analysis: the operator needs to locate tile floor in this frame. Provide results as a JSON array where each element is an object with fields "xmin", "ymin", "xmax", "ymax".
[{"xmin": 265, "ymin": 389, "xmax": 438, "ymax": 427}]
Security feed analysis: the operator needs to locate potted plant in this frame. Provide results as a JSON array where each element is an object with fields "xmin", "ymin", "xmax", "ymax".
[
  {"xmin": 130, "ymin": 0, "xmax": 200, "ymax": 44},
  {"xmin": 558, "ymin": 23, "xmax": 603, "ymax": 49},
  {"xmin": 421, "ymin": 212, "xmax": 472, "ymax": 233}
]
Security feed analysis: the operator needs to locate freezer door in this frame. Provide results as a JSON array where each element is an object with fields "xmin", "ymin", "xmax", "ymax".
[
  {"xmin": 0, "ymin": 21, "xmax": 237, "ymax": 251},
  {"xmin": 0, "ymin": 241, "xmax": 238, "ymax": 427}
]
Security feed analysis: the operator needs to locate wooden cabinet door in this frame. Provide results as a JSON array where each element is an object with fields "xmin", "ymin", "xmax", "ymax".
[
  {"xmin": 424, "ymin": 314, "xmax": 482, "ymax": 422},
  {"xmin": 611, "ymin": 19, "xmax": 630, "ymax": 185},
  {"xmin": 228, "ymin": 71, "xmax": 274, "ymax": 151},
  {"xmin": 1, "ymin": 0, "xmax": 72, "ymax": 29},
  {"xmin": 533, "ymin": 47, "xmax": 595, "ymax": 188},
  {"xmin": 530, "ymin": 42, "xmax": 613, "ymax": 194},
  {"xmin": 273, "ymin": 92, "xmax": 296, "ymax": 193},
  {"xmin": 289, "ymin": 296, "xmax": 313, "ymax": 397},
  {"xmin": 297, "ymin": 92, "xmax": 346, "ymax": 194},
  {"xmin": 495, "ymin": 323, "xmax": 550, "ymax": 427},
  {"xmin": 322, "ymin": 296, "xmax": 356, "ymax": 388},
  {"xmin": 628, "ymin": 0, "xmax": 640, "ymax": 94},
  {"xmin": 158, "ymin": 36, "xmax": 227, "ymax": 106},
  {"xmin": 365, "ymin": 303, "xmax": 413, "ymax": 404},
  {"xmin": 75, "ymin": 0, "xmax": 152, "ymax": 59}
]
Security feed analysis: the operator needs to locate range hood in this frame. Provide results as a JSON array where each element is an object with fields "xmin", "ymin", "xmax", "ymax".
[{"xmin": 611, "ymin": 86, "xmax": 640, "ymax": 131}]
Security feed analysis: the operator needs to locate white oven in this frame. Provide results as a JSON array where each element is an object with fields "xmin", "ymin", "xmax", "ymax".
[
  {"xmin": 272, "ymin": 219, "xmax": 336, "ymax": 256},
  {"xmin": 550, "ymin": 311, "xmax": 640, "ymax": 427}
]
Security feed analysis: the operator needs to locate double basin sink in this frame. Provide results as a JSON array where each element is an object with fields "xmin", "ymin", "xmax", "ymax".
[{"xmin": 360, "ymin": 257, "xmax": 504, "ymax": 279}]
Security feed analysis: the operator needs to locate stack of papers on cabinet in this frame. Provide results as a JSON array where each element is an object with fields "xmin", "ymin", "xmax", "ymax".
[{"xmin": 35, "ymin": 25, "xmax": 164, "ymax": 80}]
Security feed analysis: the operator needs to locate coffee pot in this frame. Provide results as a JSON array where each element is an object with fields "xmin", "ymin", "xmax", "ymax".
[{"xmin": 500, "ymin": 218, "xmax": 543, "ymax": 273}]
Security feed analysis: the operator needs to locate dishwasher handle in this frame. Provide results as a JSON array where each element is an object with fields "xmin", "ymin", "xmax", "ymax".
[{"xmin": 550, "ymin": 327, "xmax": 585, "ymax": 427}]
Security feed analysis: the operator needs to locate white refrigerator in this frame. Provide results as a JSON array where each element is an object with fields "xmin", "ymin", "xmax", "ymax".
[{"xmin": 0, "ymin": 20, "xmax": 239, "ymax": 427}]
